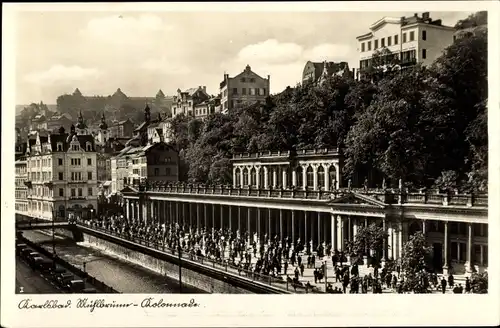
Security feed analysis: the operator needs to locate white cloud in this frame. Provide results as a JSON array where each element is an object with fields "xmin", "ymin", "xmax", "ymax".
[
  {"xmin": 237, "ymin": 39, "xmax": 304, "ymax": 65},
  {"xmin": 24, "ymin": 65, "xmax": 102, "ymax": 85},
  {"xmin": 140, "ymin": 57, "xmax": 191, "ymax": 75},
  {"xmin": 80, "ymin": 14, "xmax": 173, "ymax": 46}
]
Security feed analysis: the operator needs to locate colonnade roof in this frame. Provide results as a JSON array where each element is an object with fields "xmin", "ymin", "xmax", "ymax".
[{"xmin": 231, "ymin": 148, "xmax": 341, "ymax": 162}]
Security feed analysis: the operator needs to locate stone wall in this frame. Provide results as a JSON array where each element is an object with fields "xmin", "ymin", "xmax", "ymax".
[{"xmin": 82, "ymin": 233, "xmax": 251, "ymax": 294}]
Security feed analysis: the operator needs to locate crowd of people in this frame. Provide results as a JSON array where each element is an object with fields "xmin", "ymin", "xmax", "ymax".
[{"xmin": 78, "ymin": 214, "xmax": 472, "ymax": 294}]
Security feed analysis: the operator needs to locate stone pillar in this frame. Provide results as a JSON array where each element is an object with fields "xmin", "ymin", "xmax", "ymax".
[
  {"xmin": 317, "ymin": 212, "xmax": 321, "ymax": 247},
  {"xmin": 292, "ymin": 170, "xmax": 297, "ymax": 187},
  {"xmin": 331, "ymin": 214, "xmax": 337, "ymax": 251},
  {"xmin": 466, "ymin": 223, "xmax": 473, "ymax": 273},
  {"xmin": 335, "ymin": 164, "xmax": 341, "ymax": 189},
  {"xmin": 238, "ymin": 206, "xmax": 241, "ymax": 231},
  {"xmin": 324, "ymin": 164, "xmax": 330, "ymax": 191},
  {"xmin": 272, "ymin": 168, "xmax": 277, "ymax": 188},
  {"xmin": 347, "ymin": 216, "xmax": 352, "ymax": 242},
  {"xmin": 302, "ymin": 165, "xmax": 307, "ymax": 191},
  {"xmin": 257, "ymin": 208, "xmax": 261, "ymax": 242},
  {"xmin": 268, "ymin": 208, "xmax": 272, "ymax": 237},
  {"xmin": 422, "ymin": 220, "xmax": 427, "ymax": 236},
  {"xmin": 233, "ymin": 166, "xmax": 237, "ymax": 187},
  {"xmin": 398, "ymin": 221, "xmax": 403, "ymax": 259},
  {"xmin": 291, "ymin": 210, "xmax": 296, "ymax": 244},
  {"xmin": 337, "ymin": 215, "xmax": 344, "ymax": 251},
  {"xmin": 212, "ymin": 203, "xmax": 216, "ymax": 229},
  {"xmin": 382, "ymin": 218, "xmax": 387, "ymax": 261},
  {"xmin": 387, "ymin": 223, "xmax": 394, "ymax": 259},
  {"xmin": 196, "ymin": 203, "xmax": 200, "ymax": 231},
  {"xmin": 256, "ymin": 167, "xmax": 261, "ymax": 189},
  {"xmin": 220, "ymin": 205, "xmax": 224, "ymax": 230},
  {"xmin": 352, "ymin": 218, "xmax": 358, "ymax": 238},
  {"xmin": 263, "ymin": 167, "xmax": 269, "ymax": 189},
  {"xmin": 240, "ymin": 168, "xmax": 244, "ymax": 187},
  {"xmin": 480, "ymin": 245, "xmax": 484, "ymax": 266},
  {"xmin": 247, "ymin": 207, "xmax": 251, "ymax": 237},
  {"xmin": 443, "ymin": 221, "xmax": 449, "ymax": 275},
  {"xmin": 228, "ymin": 206, "xmax": 232, "ymax": 231},
  {"xmin": 304, "ymin": 211, "xmax": 308, "ymax": 246},
  {"xmin": 126, "ymin": 200, "xmax": 130, "ymax": 219},
  {"xmin": 176, "ymin": 202, "xmax": 180, "ymax": 224},
  {"xmin": 282, "ymin": 168, "xmax": 287, "ymax": 189},
  {"xmin": 312, "ymin": 164, "xmax": 318, "ymax": 191}
]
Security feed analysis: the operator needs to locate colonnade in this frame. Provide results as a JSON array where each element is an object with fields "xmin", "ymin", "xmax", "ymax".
[
  {"xmin": 232, "ymin": 162, "xmax": 341, "ymax": 191},
  {"xmin": 124, "ymin": 198, "xmax": 408, "ymax": 260}
]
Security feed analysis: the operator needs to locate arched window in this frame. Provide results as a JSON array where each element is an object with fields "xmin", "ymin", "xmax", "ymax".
[
  {"xmin": 317, "ymin": 166, "xmax": 325, "ymax": 190},
  {"xmin": 296, "ymin": 166, "xmax": 303, "ymax": 187},
  {"xmin": 306, "ymin": 166, "xmax": 314, "ymax": 189},
  {"xmin": 235, "ymin": 168, "xmax": 241, "ymax": 186},
  {"xmin": 250, "ymin": 168, "xmax": 257, "ymax": 187},
  {"xmin": 243, "ymin": 168, "xmax": 249, "ymax": 186},
  {"xmin": 329, "ymin": 165, "xmax": 337, "ymax": 189}
]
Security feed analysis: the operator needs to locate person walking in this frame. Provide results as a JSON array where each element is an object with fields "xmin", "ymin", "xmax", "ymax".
[
  {"xmin": 441, "ymin": 277, "xmax": 447, "ymax": 294},
  {"xmin": 465, "ymin": 277, "xmax": 471, "ymax": 293}
]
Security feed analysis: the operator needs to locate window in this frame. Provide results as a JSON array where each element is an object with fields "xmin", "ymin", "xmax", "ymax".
[
  {"xmin": 250, "ymin": 88, "xmax": 256, "ymax": 96},
  {"xmin": 78, "ymin": 188, "xmax": 83, "ymax": 197},
  {"xmin": 154, "ymin": 168, "xmax": 159, "ymax": 176},
  {"xmin": 250, "ymin": 78, "xmax": 255, "ymax": 83},
  {"xmin": 72, "ymin": 145, "xmax": 79, "ymax": 151},
  {"xmin": 409, "ymin": 31, "xmax": 415, "ymax": 41},
  {"xmin": 88, "ymin": 187, "xmax": 93, "ymax": 196},
  {"xmin": 387, "ymin": 36, "xmax": 392, "ymax": 46},
  {"xmin": 402, "ymin": 33, "xmax": 407, "ymax": 43},
  {"xmin": 422, "ymin": 49, "xmax": 427, "ymax": 59},
  {"xmin": 241, "ymin": 78, "xmax": 246, "ymax": 82},
  {"xmin": 374, "ymin": 39, "xmax": 378, "ymax": 49},
  {"xmin": 361, "ymin": 42, "xmax": 365, "ymax": 52},
  {"xmin": 242, "ymin": 88, "xmax": 246, "ymax": 95},
  {"xmin": 57, "ymin": 143, "xmax": 63, "ymax": 151},
  {"xmin": 306, "ymin": 166, "xmax": 314, "ymax": 188},
  {"xmin": 367, "ymin": 41, "xmax": 371, "ymax": 51},
  {"xmin": 394, "ymin": 34, "xmax": 398, "ymax": 45},
  {"xmin": 71, "ymin": 189, "xmax": 76, "ymax": 197},
  {"xmin": 166, "ymin": 167, "xmax": 171, "ymax": 175},
  {"xmin": 381, "ymin": 38, "xmax": 385, "ymax": 47},
  {"xmin": 59, "ymin": 188, "xmax": 64, "ymax": 197},
  {"xmin": 261, "ymin": 88, "xmax": 267, "ymax": 96},
  {"xmin": 453, "ymin": 35, "xmax": 457, "ymax": 42},
  {"xmin": 232, "ymin": 88, "xmax": 238, "ymax": 95},
  {"xmin": 87, "ymin": 171, "xmax": 92, "ymax": 180},
  {"xmin": 59, "ymin": 172, "xmax": 64, "ymax": 180},
  {"xmin": 422, "ymin": 30, "xmax": 427, "ymax": 40},
  {"xmin": 87, "ymin": 158, "xmax": 92, "ymax": 165}
]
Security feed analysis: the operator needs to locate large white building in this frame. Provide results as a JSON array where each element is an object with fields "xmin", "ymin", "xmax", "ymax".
[
  {"xmin": 356, "ymin": 12, "xmax": 455, "ymax": 75},
  {"xmin": 19, "ymin": 118, "xmax": 99, "ymax": 221}
]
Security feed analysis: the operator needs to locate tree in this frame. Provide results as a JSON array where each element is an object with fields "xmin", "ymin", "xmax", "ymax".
[
  {"xmin": 470, "ymin": 271, "xmax": 488, "ymax": 293},
  {"xmin": 400, "ymin": 232, "xmax": 432, "ymax": 293},
  {"xmin": 345, "ymin": 223, "xmax": 387, "ymax": 264},
  {"xmin": 455, "ymin": 11, "xmax": 487, "ymax": 30}
]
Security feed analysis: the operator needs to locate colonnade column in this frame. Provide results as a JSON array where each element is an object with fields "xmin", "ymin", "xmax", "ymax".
[
  {"xmin": 268, "ymin": 209, "xmax": 272, "ymax": 239},
  {"xmin": 324, "ymin": 164, "xmax": 330, "ymax": 191},
  {"xmin": 263, "ymin": 167, "xmax": 269, "ymax": 189},
  {"xmin": 302, "ymin": 166, "xmax": 307, "ymax": 191},
  {"xmin": 228, "ymin": 206, "xmax": 232, "ymax": 231},
  {"xmin": 312, "ymin": 164, "xmax": 318, "ymax": 191},
  {"xmin": 466, "ymin": 223, "xmax": 473, "ymax": 273},
  {"xmin": 256, "ymin": 167, "xmax": 261, "ymax": 189},
  {"xmin": 443, "ymin": 221, "xmax": 449, "ymax": 275},
  {"xmin": 337, "ymin": 215, "xmax": 344, "ymax": 251},
  {"xmin": 282, "ymin": 168, "xmax": 287, "ymax": 189},
  {"xmin": 382, "ymin": 218, "xmax": 387, "ymax": 261},
  {"xmin": 317, "ymin": 212, "xmax": 321, "ymax": 247},
  {"xmin": 335, "ymin": 164, "xmax": 341, "ymax": 189},
  {"xmin": 220, "ymin": 205, "xmax": 224, "ymax": 230},
  {"xmin": 331, "ymin": 214, "xmax": 337, "ymax": 251},
  {"xmin": 304, "ymin": 211, "xmax": 308, "ymax": 247},
  {"xmin": 292, "ymin": 170, "xmax": 297, "ymax": 188},
  {"xmin": 126, "ymin": 200, "xmax": 130, "ymax": 219},
  {"xmin": 291, "ymin": 210, "xmax": 296, "ymax": 246},
  {"xmin": 196, "ymin": 203, "xmax": 200, "ymax": 232},
  {"xmin": 247, "ymin": 207, "xmax": 251, "ymax": 243},
  {"xmin": 233, "ymin": 167, "xmax": 237, "ymax": 188},
  {"xmin": 279, "ymin": 209, "xmax": 283, "ymax": 240},
  {"xmin": 257, "ymin": 208, "xmax": 261, "ymax": 243},
  {"xmin": 237, "ymin": 206, "xmax": 241, "ymax": 232},
  {"xmin": 272, "ymin": 169, "xmax": 277, "ymax": 188},
  {"xmin": 347, "ymin": 216, "xmax": 352, "ymax": 243},
  {"xmin": 204, "ymin": 204, "xmax": 208, "ymax": 229},
  {"xmin": 240, "ymin": 169, "xmax": 244, "ymax": 187}
]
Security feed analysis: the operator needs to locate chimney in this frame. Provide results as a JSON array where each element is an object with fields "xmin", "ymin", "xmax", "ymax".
[
  {"xmin": 414, "ymin": 13, "xmax": 418, "ymax": 18},
  {"xmin": 422, "ymin": 12, "xmax": 430, "ymax": 20},
  {"xmin": 203, "ymin": 86, "xmax": 206, "ymax": 92}
]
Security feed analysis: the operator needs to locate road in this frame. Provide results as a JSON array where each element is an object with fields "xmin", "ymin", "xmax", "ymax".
[{"xmin": 15, "ymin": 257, "xmax": 63, "ymax": 294}]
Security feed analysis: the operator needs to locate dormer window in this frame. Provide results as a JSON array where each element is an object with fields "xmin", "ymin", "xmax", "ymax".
[
  {"xmin": 86, "ymin": 142, "xmax": 92, "ymax": 151},
  {"xmin": 72, "ymin": 145, "xmax": 79, "ymax": 151},
  {"xmin": 57, "ymin": 142, "xmax": 63, "ymax": 151}
]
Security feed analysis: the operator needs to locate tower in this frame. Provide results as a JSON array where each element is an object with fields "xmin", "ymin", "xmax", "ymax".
[
  {"xmin": 97, "ymin": 112, "xmax": 108, "ymax": 146},
  {"xmin": 144, "ymin": 104, "xmax": 151, "ymax": 123},
  {"xmin": 75, "ymin": 110, "xmax": 88, "ymax": 135}
]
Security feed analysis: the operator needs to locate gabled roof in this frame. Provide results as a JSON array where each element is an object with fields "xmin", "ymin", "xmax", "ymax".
[{"xmin": 328, "ymin": 192, "xmax": 387, "ymax": 209}]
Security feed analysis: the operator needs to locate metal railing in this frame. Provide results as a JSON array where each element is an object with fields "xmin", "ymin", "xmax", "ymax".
[
  {"xmin": 125, "ymin": 182, "xmax": 488, "ymax": 208},
  {"xmin": 78, "ymin": 221, "xmax": 319, "ymax": 294}
]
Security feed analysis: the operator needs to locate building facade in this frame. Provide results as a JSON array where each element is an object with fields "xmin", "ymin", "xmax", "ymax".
[
  {"xmin": 357, "ymin": 12, "xmax": 455, "ymax": 76},
  {"xmin": 194, "ymin": 96, "xmax": 221, "ymax": 120},
  {"xmin": 220, "ymin": 65, "xmax": 270, "ymax": 114},
  {"xmin": 171, "ymin": 86, "xmax": 210, "ymax": 118},
  {"xmin": 108, "ymin": 118, "xmax": 135, "ymax": 139},
  {"xmin": 15, "ymin": 156, "xmax": 29, "ymax": 216},
  {"xmin": 302, "ymin": 61, "xmax": 352, "ymax": 84},
  {"xmin": 22, "ymin": 122, "xmax": 99, "ymax": 221},
  {"xmin": 232, "ymin": 149, "xmax": 342, "ymax": 191}
]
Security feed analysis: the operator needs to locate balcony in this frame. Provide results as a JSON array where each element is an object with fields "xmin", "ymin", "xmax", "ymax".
[{"xmin": 69, "ymin": 196, "xmax": 87, "ymax": 200}]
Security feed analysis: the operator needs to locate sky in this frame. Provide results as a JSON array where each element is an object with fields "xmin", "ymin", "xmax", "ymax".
[{"xmin": 14, "ymin": 9, "xmax": 473, "ymax": 104}]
